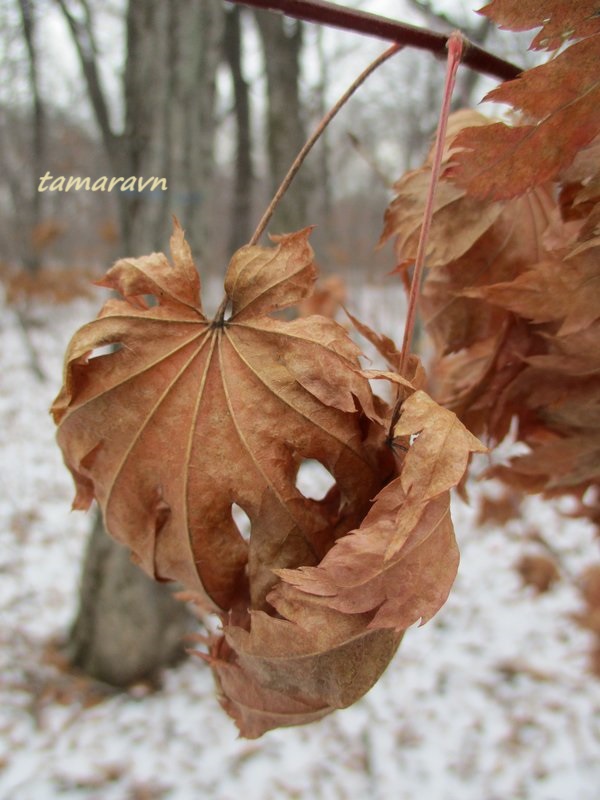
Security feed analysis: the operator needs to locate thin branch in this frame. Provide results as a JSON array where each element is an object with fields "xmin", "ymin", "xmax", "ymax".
[
  {"xmin": 346, "ymin": 132, "xmax": 393, "ymax": 190},
  {"xmin": 18, "ymin": 0, "xmax": 45, "ymax": 272},
  {"xmin": 249, "ymin": 42, "xmax": 402, "ymax": 245},
  {"xmin": 56, "ymin": 0, "xmax": 117, "ymax": 160},
  {"xmin": 225, "ymin": 0, "xmax": 521, "ymax": 82}
]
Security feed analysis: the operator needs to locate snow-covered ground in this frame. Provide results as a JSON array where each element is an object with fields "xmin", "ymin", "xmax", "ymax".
[{"xmin": 1, "ymin": 286, "xmax": 599, "ymax": 800}]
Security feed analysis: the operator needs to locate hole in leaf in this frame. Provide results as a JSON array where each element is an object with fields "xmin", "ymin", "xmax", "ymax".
[
  {"xmin": 232, "ymin": 503, "xmax": 251, "ymax": 542},
  {"xmin": 89, "ymin": 343, "xmax": 122, "ymax": 360},
  {"xmin": 295, "ymin": 460, "xmax": 336, "ymax": 501}
]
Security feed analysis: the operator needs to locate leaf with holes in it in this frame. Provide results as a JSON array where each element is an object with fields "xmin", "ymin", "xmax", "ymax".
[
  {"xmin": 51, "ymin": 221, "xmax": 391, "ymax": 615},
  {"xmin": 276, "ymin": 391, "xmax": 486, "ymax": 630}
]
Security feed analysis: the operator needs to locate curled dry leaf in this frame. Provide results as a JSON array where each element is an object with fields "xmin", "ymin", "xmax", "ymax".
[
  {"xmin": 279, "ymin": 391, "xmax": 485, "ymax": 625},
  {"xmin": 53, "ymin": 221, "xmax": 483, "ymax": 737},
  {"xmin": 381, "ymin": 109, "xmax": 558, "ymax": 443},
  {"xmin": 464, "ymin": 245, "xmax": 600, "ymax": 337},
  {"xmin": 381, "ymin": 11, "xmax": 600, "ymax": 520},
  {"xmin": 379, "ymin": 111, "xmax": 504, "ymax": 269}
]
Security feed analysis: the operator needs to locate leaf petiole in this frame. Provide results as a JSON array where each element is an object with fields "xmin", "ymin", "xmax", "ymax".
[
  {"xmin": 387, "ymin": 31, "xmax": 464, "ymax": 439},
  {"xmin": 399, "ymin": 31, "xmax": 464, "ymax": 376},
  {"xmin": 249, "ymin": 42, "xmax": 402, "ymax": 246}
]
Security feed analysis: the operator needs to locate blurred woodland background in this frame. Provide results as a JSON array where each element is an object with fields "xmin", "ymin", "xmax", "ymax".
[{"xmin": 0, "ymin": 0, "xmax": 536, "ymax": 280}]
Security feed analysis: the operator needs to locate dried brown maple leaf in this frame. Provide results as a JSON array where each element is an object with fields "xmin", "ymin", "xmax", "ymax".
[
  {"xmin": 379, "ymin": 164, "xmax": 504, "ymax": 269},
  {"xmin": 464, "ymin": 239, "xmax": 600, "ymax": 337},
  {"xmin": 480, "ymin": 0, "xmax": 600, "ymax": 51},
  {"xmin": 379, "ymin": 111, "xmax": 504, "ymax": 268},
  {"xmin": 53, "ymin": 221, "xmax": 484, "ymax": 737},
  {"xmin": 207, "ymin": 588, "xmax": 402, "ymax": 737},
  {"xmin": 382, "ymin": 110, "xmax": 557, "ymax": 443},
  {"xmin": 208, "ymin": 384, "xmax": 483, "ymax": 736},
  {"xmin": 382, "ymin": 68, "xmax": 600, "ymax": 518},
  {"xmin": 380, "ymin": 110, "xmax": 556, "ymax": 363},
  {"xmin": 492, "ymin": 431, "xmax": 600, "ymax": 492},
  {"xmin": 278, "ymin": 391, "xmax": 486, "ymax": 622},
  {"xmin": 451, "ymin": 34, "xmax": 600, "ymax": 200},
  {"xmin": 52, "ymin": 223, "xmax": 387, "ymax": 613}
]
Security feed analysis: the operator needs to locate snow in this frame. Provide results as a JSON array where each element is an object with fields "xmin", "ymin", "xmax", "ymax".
[{"xmin": 1, "ymin": 288, "xmax": 599, "ymax": 800}]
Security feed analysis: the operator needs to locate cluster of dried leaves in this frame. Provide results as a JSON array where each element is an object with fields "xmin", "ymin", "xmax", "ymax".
[
  {"xmin": 52, "ymin": 0, "xmax": 599, "ymax": 737},
  {"xmin": 52, "ymin": 224, "xmax": 484, "ymax": 737},
  {"xmin": 381, "ymin": 0, "xmax": 600, "ymax": 526}
]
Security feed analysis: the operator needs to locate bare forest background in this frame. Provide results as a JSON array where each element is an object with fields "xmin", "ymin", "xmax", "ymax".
[{"xmin": 0, "ymin": 0, "xmax": 536, "ymax": 282}]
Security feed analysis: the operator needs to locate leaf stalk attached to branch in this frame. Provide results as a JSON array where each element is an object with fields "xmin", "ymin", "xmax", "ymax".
[{"xmin": 387, "ymin": 31, "xmax": 464, "ymax": 438}]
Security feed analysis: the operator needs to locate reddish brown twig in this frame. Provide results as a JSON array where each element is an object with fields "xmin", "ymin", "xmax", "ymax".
[{"xmin": 226, "ymin": 0, "xmax": 521, "ymax": 82}]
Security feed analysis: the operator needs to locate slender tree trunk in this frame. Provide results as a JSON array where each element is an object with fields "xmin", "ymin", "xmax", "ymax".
[
  {"xmin": 224, "ymin": 5, "xmax": 254, "ymax": 251},
  {"xmin": 254, "ymin": 9, "xmax": 310, "ymax": 233},
  {"xmin": 122, "ymin": 0, "xmax": 224, "ymax": 256},
  {"xmin": 67, "ymin": 512, "xmax": 189, "ymax": 686},
  {"xmin": 17, "ymin": 0, "xmax": 45, "ymax": 272}
]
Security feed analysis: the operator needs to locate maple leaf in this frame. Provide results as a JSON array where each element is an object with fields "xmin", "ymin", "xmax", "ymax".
[
  {"xmin": 207, "ymin": 385, "xmax": 484, "ymax": 736},
  {"xmin": 451, "ymin": 34, "xmax": 600, "ymax": 200},
  {"xmin": 207, "ymin": 592, "xmax": 402, "ymax": 738},
  {"xmin": 379, "ymin": 166, "xmax": 504, "ymax": 268},
  {"xmin": 464, "ymin": 239, "xmax": 600, "ymax": 336},
  {"xmin": 52, "ymin": 222, "xmax": 388, "ymax": 613},
  {"xmin": 417, "ymin": 182, "xmax": 555, "ymax": 443},
  {"xmin": 422, "ymin": 181, "xmax": 554, "ymax": 352},
  {"xmin": 277, "ymin": 391, "xmax": 485, "ymax": 627},
  {"xmin": 379, "ymin": 111, "xmax": 504, "ymax": 268},
  {"xmin": 380, "ymin": 109, "xmax": 564, "ymax": 448},
  {"xmin": 380, "ymin": 109, "xmax": 556, "ymax": 359},
  {"xmin": 382, "ymin": 76, "xmax": 600, "ymax": 512},
  {"xmin": 54, "ymin": 221, "xmax": 481, "ymax": 737},
  {"xmin": 492, "ymin": 434, "xmax": 600, "ymax": 491},
  {"xmin": 480, "ymin": 0, "xmax": 600, "ymax": 50}
]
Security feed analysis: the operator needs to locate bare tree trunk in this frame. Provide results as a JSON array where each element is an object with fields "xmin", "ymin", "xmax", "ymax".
[
  {"xmin": 59, "ymin": 0, "xmax": 224, "ymax": 686},
  {"xmin": 67, "ymin": 512, "xmax": 189, "ymax": 686},
  {"xmin": 17, "ymin": 0, "xmax": 45, "ymax": 272},
  {"xmin": 254, "ymin": 9, "xmax": 310, "ymax": 233},
  {"xmin": 167, "ymin": 0, "xmax": 224, "ymax": 257},
  {"xmin": 123, "ymin": 0, "xmax": 224, "ymax": 256},
  {"xmin": 224, "ymin": 5, "xmax": 254, "ymax": 251}
]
